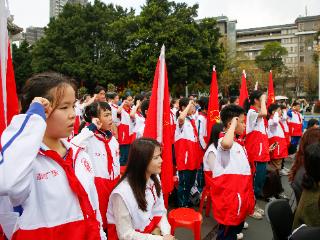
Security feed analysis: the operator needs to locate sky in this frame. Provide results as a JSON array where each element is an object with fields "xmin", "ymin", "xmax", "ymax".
[{"xmin": 8, "ymin": 0, "xmax": 320, "ymax": 31}]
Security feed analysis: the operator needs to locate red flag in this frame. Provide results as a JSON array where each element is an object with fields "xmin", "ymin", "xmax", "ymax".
[
  {"xmin": 0, "ymin": 0, "xmax": 19, "ymax": 135},
  {"xmin": 207, "ymin": 66, "xmax": 220, "ymax": 140},
  {"xmin": 239, "ymin": 70, "xmax": 248, "ymax": 108},
  {"xmin": 267, "ymin": 70, "xmax": 275, "ymax": 107},
  {"xmin": 143, "ymin": 46, "xmax": 173, "ymax": 201}
]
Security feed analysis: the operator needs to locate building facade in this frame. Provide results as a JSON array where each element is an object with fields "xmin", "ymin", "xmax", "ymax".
[
  {"xmin": 24, "ymin": 27, "xmax": 45, "ymax": 45},
  {"xmin": 50, "ymin": 0, "xmax": 88, "ymax": 19},
  {"xmin": 236, "ymin": 15, "xmax": 320, "ymax": 96}
]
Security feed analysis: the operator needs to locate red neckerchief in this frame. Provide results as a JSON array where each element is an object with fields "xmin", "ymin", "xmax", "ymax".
[
  {"xmin": 94, "ymin": 131, "xmax": 114, "ymax": 178},
  {"xmin": 187, "ymin": 117, "xmax": 198, "ymax": 141},
  {"xmin": 136, "ymin": 111, "xmax": 143, "ymax": 118},
  {"xmin": 39, "ymin": 148, "xmax": 98, "ymax": 223},
  {"xmin": 112, "ymin": 103, "xmax": 118, "ymax": 109},
  {"xmin": 293, "ymin": 110, "xmax": 302, "ymax": 123},
  {"xmin": 279, "ymin": 121, "xmax": 286, "ymax": 134}
]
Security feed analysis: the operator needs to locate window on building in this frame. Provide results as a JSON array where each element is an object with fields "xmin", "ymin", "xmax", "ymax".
[
  {"xmin": 300, "ymin": 56, "xmax": 304, "ymax": 63},
  {"xmin": 298, "ymin": 23, "xmax": 304, "ymax": 31},
  {"xmin": 299, "ymin": 46, "xmax": 304, "ymax": 53},
  {"xmin": 290, "ymin": 47, "xmax": 294, "ymax": 53}
]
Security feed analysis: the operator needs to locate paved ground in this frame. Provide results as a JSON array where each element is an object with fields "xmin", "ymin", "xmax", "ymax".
[{"xmin": 172, "ymin": 158, "xmax": 294, "ymax": 240}]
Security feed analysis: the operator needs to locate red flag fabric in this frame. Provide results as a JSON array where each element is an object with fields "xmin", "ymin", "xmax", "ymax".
[
  {"xmin": 143, "ymin": 46, "xmax": 173, "ymax": 197},
  {"xmin": 207, "ymin": 66, "xmax": 220, "ymax": 140},
  {"xmin": 267, "ymin": 70, "xmax": 275, "ymax": 107},
  {"xmin": 239, "ymin": 70, "xmax": 248, "ymax": 108},
  {"xmin": 0, "ymin": 43, "xmax": 19, "ymax": 135}
]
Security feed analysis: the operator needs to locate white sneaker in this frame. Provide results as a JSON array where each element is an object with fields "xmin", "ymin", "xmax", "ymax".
[
  {"xmin": 237, "ymin": 233, "xmax": 244, "ymax": 239},
  {"xmin": 280, "ymin": 169, "xmax": 289, "ymax": 176},
  {"xmin": 255, "ymin": 205, "xmax": 265, "ymax": 216},
  {"xmin": 249, "ymin": 210, "xmax": 263, "ymax": 220},
  {"xmin": 243, "ymin": 221, "xmax": 249, "ymax": 229},
  {"xmin": 278, "ymin": 192, "xmax": 289, "ymax": 199}
]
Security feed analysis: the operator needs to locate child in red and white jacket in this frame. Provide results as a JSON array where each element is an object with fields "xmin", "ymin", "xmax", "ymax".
[
  {"xmin": 245, "ymin": 90, "xmax": 269, "ymax": 219},
  {"xmin": 174, "ymin": 98, "xmax": 202, "ymax": 207},
  {"xmin": 267, "ymin": 104, "xmax": 289, "ymax": 166},
  {"xmin": 287, "ymin": 102, "xmax": 303, "ymax": 154},
  {"xmin": 0, "ymin": 72, "xmax": 105, "ymax": 240},
  {"xmin": 212, "ymin": 104, "xmax": 254, "ymax": 240},
  {"xmin": 71, "ymin": 101, "xmax": 120, "ymax": 231},
  {"xmin": 117, "ymin": 95, "xmax": 134, "ymax": 166}
]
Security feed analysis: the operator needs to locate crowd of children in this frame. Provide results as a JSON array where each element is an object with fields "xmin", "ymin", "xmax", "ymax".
[{"xmin": 0, "ymin": 71, "xmax": 318, "ymax": 240}]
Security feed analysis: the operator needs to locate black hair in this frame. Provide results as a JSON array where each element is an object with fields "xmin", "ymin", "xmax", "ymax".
[
  {"xmin": 21, "ymin": 72, "xmax": 77, "ymax": 113},
  {"xmin": 229, "ymin": 96, "xmax": 239, "ymax": 104},
  {"xmin": 198, "ymin": 96, "xmax": 208, "ymax": 112},
  {"xmin": 176, "ymin": 97, "xmax": 189, "ymax": 119},
  {"xmin": 170, "ymin": 98, "xmax": 178, "ymax": 109},
  {"xmin": 141, "ymin": 100, "xmax": 150, "ymax": 118},
  {"xmin": 80, "ymin": 94, "xmax": 91, "ymax": 104},
  {"xmin": 244, "ymin": 90, "xmax": 264, "ymax": 113},
  {"xmin": 79, "ymin": 101, "xmax": 111, "ymax": 131},
  {"xmin": 219, "ymin": 98, "xmax": 229, "ymax": 111},
  {"xmin": 134, "ymin": 94, "xmax": 145, "ymax": 106},
  {"xmin": 280, "ymin": 104, "xmax": 287, "ymax": 110},
  {"xmin": 302, "ymin": 143, "xmax": 320, "ymax": 210},
  {"xmin": 106, "ymin": 92, "xmax": 118, "ymax": 100},
  {"xmin": 208, "ymin": 123, "xmax": 224, "ymax": 148},
  {"xmin": 220, "ymin": 104, "xmax": 245, "ymax": 128},
  {"xmin": 292, "ymin": 101, "xmax": 300, "ymax": 107},
  {"xmin": 307, "ymin": 119, "xmax": 319, "ymax": 129},
  {"xmin": 94, "ymin": 85, "xmax": 106, "ymax": 94},
  {"xmin": 268, "ymin": 103, "xmax": 280, "ymax": 116},
  {"xmin": 119, "ymin": 138, "xmax": 162, "ymax": 211}
]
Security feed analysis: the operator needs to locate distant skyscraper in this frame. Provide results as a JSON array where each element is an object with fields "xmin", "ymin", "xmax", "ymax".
[
  {"xmin": 24, "ymin": 27, "xmax": 45, "ymax": 45},
  {"xmin": 50, "ymin": 0, "xmax": 88, "ymax": 19}
]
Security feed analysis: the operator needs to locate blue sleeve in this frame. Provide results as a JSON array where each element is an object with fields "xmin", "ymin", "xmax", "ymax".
[
  {"xmin": 26, "ymin": 102, "xmax": 46, "ymax": 121},
  {"xmin": 287, "ymin": 109, "xmax": 293, "ymax": 118}
]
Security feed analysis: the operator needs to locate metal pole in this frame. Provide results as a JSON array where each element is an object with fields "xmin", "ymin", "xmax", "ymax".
[{"xmin": 185, "ymin": 81, "xmax": 188, "ymax": 98}]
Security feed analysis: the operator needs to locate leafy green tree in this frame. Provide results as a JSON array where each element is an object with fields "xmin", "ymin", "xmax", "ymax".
[
  {"xmin": 32, "ymin": 1, "xmax": 134, "ymax": 91},
  {"xmin": 31, "ymin": 0, "xmax": 225, "ymax": 95},
  {"xmin": 12, "ymin": 40, "xmax": 33, "ymax": 92},
  {"xmin": 255, "ymin": 42, "xmax": 288, "ymax": 72}
]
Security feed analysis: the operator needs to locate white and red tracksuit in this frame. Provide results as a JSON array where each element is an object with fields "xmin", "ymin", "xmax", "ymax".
[
  {"xmin": 288, "ymin": 110, "xmax": 303, "ymax": 137},
  {"xmin": 281, "ymin": 109, "xmax": 290, "ymax": 147},
  {"xmin": 131, "ymin": 112, "xmax": 145, "ymax": 141},
  {"xmin": 71, "ymin": 126, "xmax": 120, "ymax": 229},
  {"xmin": 170, "ymin": 109, "xmax": 177, "ymax": 144},
  {"xmin": 245, "ymin": 106, "xmax": 270, "ymax": 163},
  {"xmin": 110, "ymin": 103, "xmax": 121, "ymax": 127},
  {"xmin": 174, "ymin": 116, "xmax": 202, "ymax": 171},
  {"xmin": 267, "ymin": 113, "xmax": 288, "ymax": 159},
  {"xmin": 118, "ymin": 108, "xmax": 133, "ymax": 145},
  {"xmin": 0, "ymin": 103, "xmax": 106, "ymax": 240},
  {"xmin": 107, "ymin": 177, "xmax": 167, "ymax": 240},
  {"xmin": 196, "ymin": 112, "xmax": 208, "ymax": 151},
  {"xmin": 211, "ymin": 139, "xmax": 255, "ymax": 226}
]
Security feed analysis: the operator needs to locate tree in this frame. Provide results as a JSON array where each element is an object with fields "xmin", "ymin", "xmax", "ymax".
[
  {"xmin": 255, "ymin": 42, "xmax": 288, "ymax": 72},
  {"xmin": 31, "ymin": 0, "xmax": 225, "ymax": 94},
  {"xmin": 32, "ymin": 1, "xmax": 134, "ymax": 91},
  {"xmin": 255, "ymin": 42, "xmax": 288, "ymax": 94},
  {"xmin": 12, "ymin": 40, "xmax": 33, "ymax": 92},
  {"xmin": 128, "ymin": 0, "xmax": 224, "ymax": 95}
]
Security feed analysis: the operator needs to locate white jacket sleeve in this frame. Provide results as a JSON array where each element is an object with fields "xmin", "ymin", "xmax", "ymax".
[
  {"xmin": 70, "ymin": 126, "xmax": 94, "ymax": 148},
  {"xmin": 0, "ymin": 102, "xmax": 47, "ymax": 206}
]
